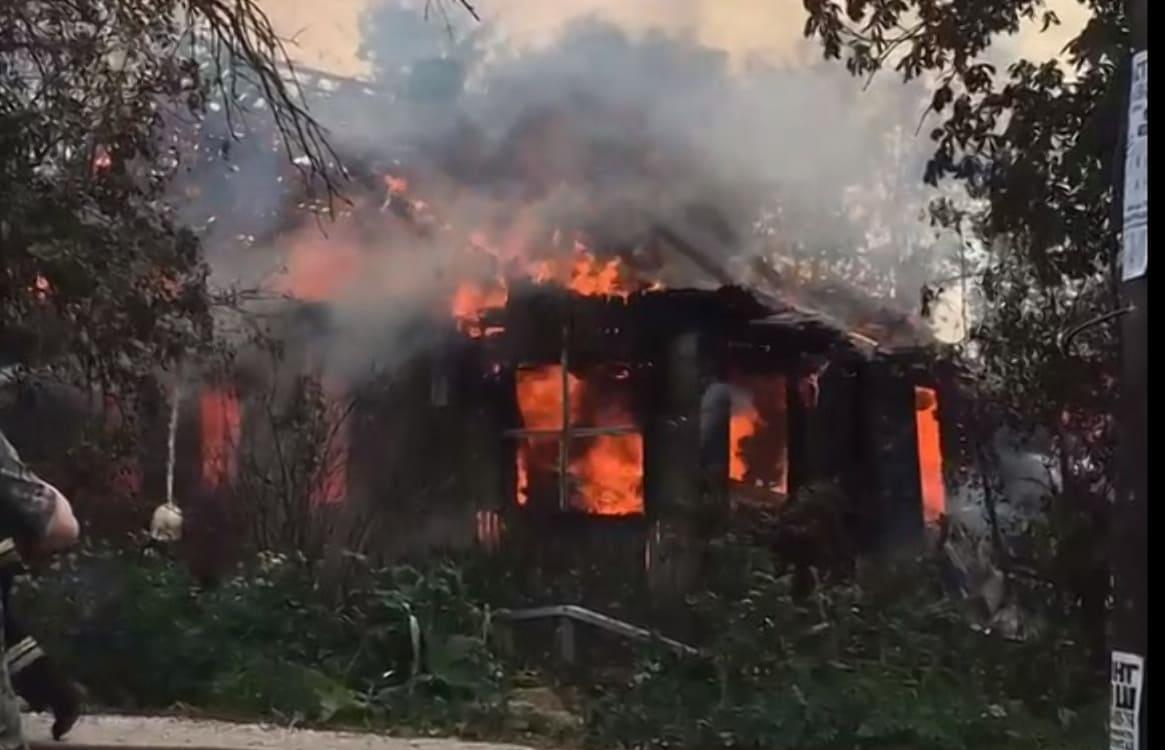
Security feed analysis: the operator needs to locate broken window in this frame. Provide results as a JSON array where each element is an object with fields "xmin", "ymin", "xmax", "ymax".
[{"xmin": 727, "ymin": 374, "xmax": 789, "ymax": 500}]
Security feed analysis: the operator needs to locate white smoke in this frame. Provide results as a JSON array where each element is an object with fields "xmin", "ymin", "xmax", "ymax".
[
  {"xmin": 194, "ymin": 0, "xmax": 970, "ymax": 379},
  {"xmin": 946, "ymin": 428, "xmax": 1060, "ymax": 536}
]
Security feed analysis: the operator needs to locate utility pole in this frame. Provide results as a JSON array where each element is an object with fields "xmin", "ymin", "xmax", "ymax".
[{"xmin": 1110, "ymin": 0, "xmax": 1147, "ymax": 747}]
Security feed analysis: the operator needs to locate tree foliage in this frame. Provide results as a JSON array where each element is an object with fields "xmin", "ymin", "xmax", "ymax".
[
  {"xmin": 0, "ymin": 0, "xmax": 338, "ymax": 395},
  {"xmin": 803, "ymin": 0, "xmax": 1126, "ymax": 391},
  {"xmin": 802, "ymin": 0, "xmax": 1127, "ymax": 665}
]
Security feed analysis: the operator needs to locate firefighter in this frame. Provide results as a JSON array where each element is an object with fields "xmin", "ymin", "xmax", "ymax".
[
  {"xmin": 0, "ymin": 537, "xmax": 81, "ymax": 741},
  {"xmin": 0, "ymin": 430, "xmax": 80, "ymax": 749}
]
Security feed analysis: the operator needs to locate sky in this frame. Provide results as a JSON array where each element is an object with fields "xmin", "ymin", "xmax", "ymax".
[{"xmin": 262, "ymin": 0, "xmax": 1088, "ymax": 77}]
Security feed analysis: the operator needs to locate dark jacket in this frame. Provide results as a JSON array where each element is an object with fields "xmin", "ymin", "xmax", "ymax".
[{"xmin": 0, "ymin": 430, "xmax": 58, "ymax": 749}]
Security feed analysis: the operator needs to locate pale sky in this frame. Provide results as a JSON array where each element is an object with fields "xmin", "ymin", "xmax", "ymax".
[{"xmin": 261, "ymin": 0, "xmax": 1088, "ymax": 77}]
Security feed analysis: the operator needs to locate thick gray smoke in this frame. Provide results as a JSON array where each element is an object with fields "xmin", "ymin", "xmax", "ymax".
[
  {"xmin": 945, "ymin": 428, "xmax": 1060, "ymax": 541},
  {"xmin": 196, "ymin": 1, "xmax": 950, "ymax": 379}
]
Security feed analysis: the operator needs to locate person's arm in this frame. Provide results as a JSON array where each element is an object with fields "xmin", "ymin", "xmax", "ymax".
[
  {"xmin": 38, "ymin": 482, "xmax": 80, "ymax": 550},
  {"xmin": 0, "ymin": 431, "xmax": 79, "ymax": 553}
]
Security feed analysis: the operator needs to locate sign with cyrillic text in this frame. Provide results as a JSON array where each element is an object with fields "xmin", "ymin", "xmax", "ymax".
[{"xmin": 1110, "ymin": 650, "xmax": 1144, "ymax": 750}]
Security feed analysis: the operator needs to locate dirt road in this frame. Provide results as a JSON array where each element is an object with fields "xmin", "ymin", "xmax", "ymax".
[{"xmin": 22, "ymin": 713, "xmax": 540, "ymax": 750}]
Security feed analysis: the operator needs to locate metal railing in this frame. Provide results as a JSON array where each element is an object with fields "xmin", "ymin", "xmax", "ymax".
[{"xmin": 492, "ymin": 604, "xmax": 700, "ymax": 664}]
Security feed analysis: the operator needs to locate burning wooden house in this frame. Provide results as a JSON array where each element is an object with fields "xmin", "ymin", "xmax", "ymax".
[
  {"xmin": 2, "ymin": 86, "xmax": 964, "ymax": 590},
  {"xmin": 66, "ymin": 144, "xmax": 957, "ymax": 596},
  {"xmin": 0, "ymin": 205, "xmax": 960, "ymax": 606},
  {"xmin": 441, "ymin": 277, "xmax": 952, "ymax": 552}
]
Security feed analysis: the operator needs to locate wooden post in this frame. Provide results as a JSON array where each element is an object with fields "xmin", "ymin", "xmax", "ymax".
[
  {"xmin": 698, "ymin": 381, "xmax": 731, "ymax": 510},
  {"xmin": 558, "ymin": 317, "xmax": 571, "ymax": 511},
  {"xmin": 646, "ymin": 331, "xmax": 704, "ymax": 600},
  {"xmin": 555, "ymin": 616, "xmax": 577, "ymax": 665},
  {"xmin": 656, "ymin": 331, "xmax": 702, "ymax": 513},
  {"xmin": 786, "ymin": 372, "xmax": 811, "ymax": 495}
]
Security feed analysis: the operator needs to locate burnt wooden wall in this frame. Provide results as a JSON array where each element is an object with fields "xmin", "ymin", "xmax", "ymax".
[{"xmin": 858, "ymin": 357, "xmax": 926, "ymax": 551}]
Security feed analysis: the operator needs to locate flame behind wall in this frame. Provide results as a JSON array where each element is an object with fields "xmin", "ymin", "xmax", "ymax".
[
  {"xmin": 729, "ymin": 402, "xmax": 760, "ymax": 482},
  {"xmin": 728, "ymin": 375, "xmax": 789, "ymax": 496},
  {"xmin": 914, "ymin": 386, "xmax": 945, "ymax": 524},
  {"xmin": 198, "ymin": 381, "xmax": 348, "ymax": 504},
  {"xmin": 199, "ymin": 389, "xmax": 242, "ymax": 490}
]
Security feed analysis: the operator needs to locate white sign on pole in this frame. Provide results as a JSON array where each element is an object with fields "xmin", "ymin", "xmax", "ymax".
[
  {"xmin": 1122, "ymin": 51, "xmax": 1148, "ymax": 281},
  {"xmin": 1110, "ymin": 650, "xmax": 1145, "ymax": 750}
]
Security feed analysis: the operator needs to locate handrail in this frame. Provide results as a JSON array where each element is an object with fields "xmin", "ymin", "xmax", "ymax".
[{"xmin": 493, "ymin": 604, "xmax": 700, "ymax": 658}]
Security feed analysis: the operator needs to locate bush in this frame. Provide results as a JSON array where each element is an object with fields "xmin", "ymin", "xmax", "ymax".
[
  {"xmin": 13, "ymin": 540, "xmax": 1103, "ymax": 748},
  {"xmin": 587, "ymin": 551, "xmax": 1104, "ymax": 750},
  {"xmin": 14, "ymin": 545, "xmax": 504, "ymax": 728}
]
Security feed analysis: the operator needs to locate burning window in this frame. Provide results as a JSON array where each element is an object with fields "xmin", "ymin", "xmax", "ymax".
[
  {"xmin": 914, "ymin": 386, "xmax": 946, "ymax": 524},
  {"xmin": 512, "ymin": 363, "xmax": 644, "ymax": 516},
  {"xmin": 728, "ymin": 374, "xmax": 789, "ymax": 498}
]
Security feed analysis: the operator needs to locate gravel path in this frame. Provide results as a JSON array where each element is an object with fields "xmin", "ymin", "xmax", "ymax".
[{"xmin": 21, "ymin": 713, "xmax": 540, "ymax": 750}]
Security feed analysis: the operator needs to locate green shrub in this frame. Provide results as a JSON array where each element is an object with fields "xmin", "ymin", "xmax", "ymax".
[
  {"xmin": 14, "ymin": 545, "xmax": 503, "ymax": 727},
  {"xmin": 13, "ymin": 541, "xmax": 1103, "ymax": 748},
  {"xmin": 587, "ymin": 555, "xmax": 1104, "ymax": 750}
]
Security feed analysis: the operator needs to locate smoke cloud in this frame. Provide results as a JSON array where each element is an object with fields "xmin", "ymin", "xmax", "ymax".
[{"xmin": 197, "ymin": 0, "xmax": 978, "ymax": 379}]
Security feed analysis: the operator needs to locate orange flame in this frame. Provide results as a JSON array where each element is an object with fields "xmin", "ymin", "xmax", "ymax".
[
  {"xmin": 200, "ymin": 389, "xmax": 241, "ymax": 490},
  {"xmin": 514, "ymin": 365, "xmax": 643, "ymax": 515},
  {"xmin": 515, "ymin": 366, "xmax": 578, "ymax": 506},
  {"xmin": 915, "ymin": 386, "xmax": 945, "ymax": 524},
  {"xmin": 261, "ymin": 171, "xmax": 663, "ymax": 318},
  {"xmin": 571, "ymin": 253, "xmax": 627, "ymax": 297},
  {"xmin": 448, "ymin": 246, "xmax": 643, "ymax": 325},
  {"xmin": 451, "ymin": 281, "xmax": 509, "ymax": 336},
  {"xmin": 727, "ymin": 376, "xmax": 789, "ymax": 495},
  {"xmin": 516, "ymin": 366, "xmax": 580, "ymax": 431},
  {"xmin": 729, "ymin": 404, "xmax": 760, "ymax": 482},
  {"xmin": 572, "ymin": 433, "xmax": 644, "ymax": 515}
]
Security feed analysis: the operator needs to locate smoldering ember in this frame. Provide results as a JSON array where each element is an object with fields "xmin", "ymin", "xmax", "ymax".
[{"xmin": 0, "ymin": 2, "xmax": 1131, "ymax": 748}]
